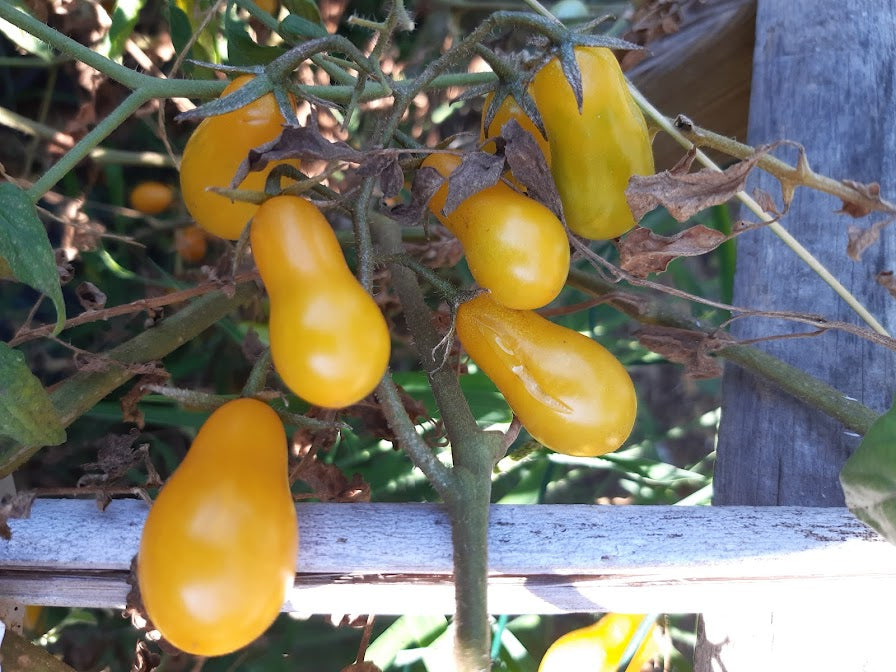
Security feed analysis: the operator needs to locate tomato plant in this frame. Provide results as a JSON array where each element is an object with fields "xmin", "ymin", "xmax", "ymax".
[
  {"xmin": 179, "ymin": 75, "xmax": 299, "ymax": 240},
  {"xmin": 529, "ymin": 46, "xmax": 654, "ymax": 240},
  {"xmin": 129, "ymin": 181, "xmax": 174, "ymax": 215},
  {"xmin": 250, "ymin": 195, "xmax": 391, "ymax": 408},
  {"xmin": 455, "ymin": 293, "xmax": 637, "ymax": 457},
  {"xmin": 539, "ymin": 614, "xmax": 660, "ymax": 672},
  {"xmin": 137, "ymin": 398, "xmax": 297, "ymax": 657},
  {"xmin": 422, "ymin": 152, "xmax": 570, "ymax": 310}
]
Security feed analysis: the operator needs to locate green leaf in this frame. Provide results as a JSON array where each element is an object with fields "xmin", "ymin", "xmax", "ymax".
[
  {"xmin": 282, "ymin": 0, "xmax": 323, "ymax": 25},
  {"xmin": 0, "ymin": 1, "xmax": 53, "ymax": 60},
  {"xmin": 224, "ymin": 10, "xmax": 286, "ymax": 65},
  {"xmin": 109, "ymin": 0, "xmax": 145, "ymax": 60},
  {"xmin": 279, "ymin": 14, "xmax": 328, "ymax": 40},
  {"xmin": 0, "ymin": 182, "xmax": 65, "ymax": 334},
  {"xmin": 0, "ymin": 342, "xmax": 65, "ymax": 448},
  {"xmin": 840, "ymin": 398, "xmax": 896, "ymax": 544},
  {"xmin": 365, "ymin": 615, "xmax": 448, "ymax": 669}
]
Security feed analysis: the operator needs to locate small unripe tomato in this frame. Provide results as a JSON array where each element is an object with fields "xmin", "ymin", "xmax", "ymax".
[
  {"xmin": 250, "ymin": 195, "xmax": 391, "ymax": 408},
  {"xmin": 480, "ymin": 92, "xmax": 551, "ymax": 166},
  {"xmin": 456, "ymin": 293, "xmax": 636, "ymax": 457},
  {"xmin": 179, "ymin": 75, "xmax": 299, "ymax": 240},
  {"xmin": 137, "ymin": 398, "xmax": 297, "ymax": 657},
  {"xmin": 174, "ymin": 225, "xmax": 207, "ymax": 263},
  {"xmin": 129, "ymin": 181, "xmax": 174, "ymax": 215},
  {"xmin": 529, "ymin": 46, "xmax": 654, "ymax": 239},
  {"xmin": 539, "ymin": 614, "xmax": 659, "ymax": 672},
  {"xmin": 422, "ymin": 153, "xmax": 570, "ymax": 311}
]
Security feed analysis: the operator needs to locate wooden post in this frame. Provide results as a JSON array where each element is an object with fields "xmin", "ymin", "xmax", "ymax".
[{"xmin": 696, "ymin": 2, "xmax": 896, "ymax": 669}]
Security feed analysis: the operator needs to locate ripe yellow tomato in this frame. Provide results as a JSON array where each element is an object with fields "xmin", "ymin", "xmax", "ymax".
[
  {"xmin": 422, "ymin": 153, "xmax": 570, "ymax": 311},
  {"xmin": 480, "ymin": 92, "xmax": 551, "ymax": 166},
  {"xmin": 539, "ymin": 614, "xmax": 660, "ymax": 672},
  {"xmin": 179, "ymin": 75, "xmax": 299, "ymax": 240},
  {"xmin": 129, "ymin": 181, "xmax": 174, "ymax": 215},
  {"xmin": 250, "ymin": 195, "xmax": 391, "ymax": 408},
  {"xmin": 137, "ymin": 398, "xmax": 297, "ymax": 657},
  {"xmin": 456, "ymin": 293, "xmax": 636, "ymax": 457},
  {"xmin": 174, "ymin": 225, "xmax": 207, "ymax": 263},
  {"xmin": 529, "ymin": 46, "xmax": 654, "ymax": 239}
]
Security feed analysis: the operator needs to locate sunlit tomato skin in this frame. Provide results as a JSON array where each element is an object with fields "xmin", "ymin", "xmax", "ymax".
[
  {"xmin": 529, "ymin": 46, "xmax": 654, "ymax": 240},
  {"xmin": 456, "ymin": 294, "xmax": 636, "ymax": 457},
  {"xmin": 137, "ymin": 398, "xmax": 297, "ymax": 657},
  {"xmin": 250, "ymin": 195, "xmax": 391, "ymax": 408},
  {"xmin": 175, "ymin": 225, "xmax": 207, "ymax": 263},
  {"xmin": 179, "ymin": 75, "xmax": 299, "ymax": 240},
  {"xmin": 480, "ymin": 92, "xmax": 551, "ymax": 166},
  {"xmin": 422, "ymin": 153, "xmax": 570, "ymax": 311},
  {"xmin": 539, "ymin": 613, "xmax": 659, "ymax": 672},
  {"xmin": 129, "ymin": 181, "xmax": 174, "ymax": 215}
]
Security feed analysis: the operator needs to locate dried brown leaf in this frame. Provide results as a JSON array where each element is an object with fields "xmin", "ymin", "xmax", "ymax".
[
  {"xmin": 391, "ymin": 165, "xmax": 444, "ymax": 228},
  {"xmin": 627, "ymin": 151, "xmax": 766, "ymax": 222},
  {"xmin": 442, "ymin": 151, "xmax": 505, "ymax": 215},
  {"xmin": 877, "ymin": 271, "xmax": 896, "ymax": 299},
  {"xmin": 635, "ymin": 325, "xmax": 728, "ymax": 379},
  {"xmin": 839, "ymin": 180, "xmax": 883, "ymax": 218},
  {"xmin": 847, "ymin": 218, "xmax": 892, "ymax": 260},
  {"xmin": 356, "ymin": 154, "xmax": 405, "ymax": 198},
  {"xmin": 341, "ymin": 664, "xmax": 383, "ymax": 672},
  {"xmin": 292, "ymin": 441, "xmax": 371, "ymax": 503},
  {"xmin": 500, "ymin": 119, "xmax": 562, "ymax": 217},
  {"xmin": 618, "ymin": 225, "xmax": 728, "ymax": 277},
  {"xmin": 79, "ymin": 428, "xmax": 144, "ymax": 486},
  {"xmin": 121, "ymin": 371, "xmax": 170, "ymax": 429},
  {"xmin": 75, "ymin": 281, "xmax": 107, "ymax": 310},
  {"xmin": 0, "ymin": 491, "xmax": 35, "ymax": 541},
  {"xmin": 131, "ymin": 640, "xmax": 161, "ymax": 672}
]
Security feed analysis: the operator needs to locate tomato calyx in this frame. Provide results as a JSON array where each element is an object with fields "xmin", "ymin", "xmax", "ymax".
[{"xmin": 176, "ymin": 72, "xmax": 295, "ymax": 126}]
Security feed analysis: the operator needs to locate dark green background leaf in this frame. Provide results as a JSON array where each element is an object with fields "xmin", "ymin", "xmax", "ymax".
[
  {"xmin": 0, "ymin": 182, "xmax": 65, "ymax": 333},
  {"xmin": 841, "ymin": 398, "xmax": 896, "ymax": 544},
  {"xmin": 0, "ymin": 342, "xmax": 65, "ymax": 447}
]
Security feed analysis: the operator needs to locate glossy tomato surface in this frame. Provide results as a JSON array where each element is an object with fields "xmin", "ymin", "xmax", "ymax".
[
  {"xmin": 456, "ymin": 294, "xmax": 636, "ymax": 457},
  {"xmin": 423, "ymin": 153, "xmax": 569, "ymax": 310},
  {"xmin": 129, "ymin": 181, "xmax": 174, "ymax": 215},
  {"xmin": 539, "ymin": 613, "xmax": 659, "ymax": 672},
  {"xmin": 137, "ymin": 398, "xmax": 297, "ymax": 657},
  {"xmin": 529, "ymin": 46, "xmax": 654, "ymax": 240},
  {"xmin": 179, "ymin": 75, "xmax": 298, "ymax": 240},
  {"xmin": 250, "ymin": 195, "xmax": 391, "ymax": 408}
]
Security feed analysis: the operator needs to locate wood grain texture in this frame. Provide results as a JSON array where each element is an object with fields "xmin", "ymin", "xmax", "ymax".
[
  {"xmin": 699, "ymin": 2, "xmax": 896, "ymax": 670},
  {"xmin": 628, "ymin": 0, "xmax": 756, "ymax": 169},
  {"xmin": 1, "ymin": 499, "xmax": 893, "ymax": 615}
]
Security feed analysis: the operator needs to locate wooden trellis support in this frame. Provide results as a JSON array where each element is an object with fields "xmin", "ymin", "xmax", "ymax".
[{"xmin": 1, "ymin": 499, "xmax": 893, "ymax": 615}]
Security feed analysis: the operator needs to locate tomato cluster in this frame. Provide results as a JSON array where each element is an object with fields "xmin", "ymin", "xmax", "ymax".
[{"xmin": 450, "ymin": 46, "xmax": 649, "ymax": 457}]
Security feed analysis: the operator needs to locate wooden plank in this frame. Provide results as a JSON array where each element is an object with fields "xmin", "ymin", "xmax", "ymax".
[
  {"xmin": 1, "ymin": 499, "xmax": 893, "ymax": 615},
  {"xmin": 698, "ymin": 0, "xmax": 896, "ymax": 669}
]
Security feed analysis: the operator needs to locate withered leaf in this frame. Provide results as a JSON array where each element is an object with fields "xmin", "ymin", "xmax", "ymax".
[
  {"xmin": 391, "ymin": 165, "xmax": 445, "ymax": 228},
  {"xmin": 230, "ymin": 126, "xmax": 363, "ymax": 188},
  {"xmin": 501, "ymin": 119, "xmax": 562, "ymax": 217},
  {"xmin": 292, "ymin": 439, "xmax": 371, "ymax": 503},
  {"xmin": 0, "ymin": 491, "xmax": 35, "ymax": 541},
  {"xmin": 877, "ymin": 271, "xmax": 896, "ymax": 299},
  {"xmin": 441, "ymin": 151, "xmax": 505, "ymax": 215},
  {"xmin": 627, "ymin": 151, "xmax": 765, "ymax": 222},
  {"xmin": 75, "ymin": 281, "xmax": 107, "ymax": 310},
  {"xmin": 847, "ymin": 218, "xmax": 892, "ymax": 261},
  {"xmin": 357, "ymin": 154, "xmax": 405, "ymax": 198},
  {"xmin": 635, "ymin": 325, "xmax": 728, "ymax": 379},
  {"xmin": 340, "ymin": 663, "xmax": 383, "ymax": 672},
  {"xmin": 131, "ymin": 640, "xmax": 161, "ymax": 672},
  {"xmin": 79, "ymin": 428, "xmax": 144, "ymax": 486},
  {"xmin": 618, "ymin": 225, "xmax": 728, "ymax": 277},
  {"xmin": 839, "ymin": 180, "xmax": 884, "ymax": 218},
  {"xmin": 121, "ymin": 371, "xmax": 170, "ymax": 429}
]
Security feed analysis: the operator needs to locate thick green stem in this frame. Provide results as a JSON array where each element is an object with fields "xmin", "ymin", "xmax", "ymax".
[
  {"xmin": 566, "ymin": 268, "xmax": 880, "ymax": 436},
  {"xmin": 0, "ymin": 283, "xmax": 256, "ymax": 476}
]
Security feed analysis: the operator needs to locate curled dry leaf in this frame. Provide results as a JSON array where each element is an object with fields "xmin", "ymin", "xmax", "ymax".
[
  {"xmin": 635, "ymin": 324, "xmax": 732, "ymax": 379},
  {"xmin": 131, "ymin": 640, "xmax": 162, "ymax": 672},
  {"xmin": 617, "ymin": 225, "xmax": 728, "ymax": 277},
  {"xmin": 626, "ymin": 150, "xmax": 767, "ymax": 222},
  {"xmin": 877, "ymin": 271, "xmax": 896, "ymax": 299},
  {"xmin": 847, "ymin": 218, "xmax": 892, "ymax": 261},
  {"xmin": 500, "ymin": 119, "xmax": 563, "ymax": 217},
  {"xmin": 121, "ymin": 370, "xmax": 171, "ymax": 429},
  {"xmin": 340, "ymin": 664, "xmax": 383, "ymax": 672},
  {"xmin": 839, "ymin": 180, "xmax": 885, "ymax": 218},
  {"xmin": 75, "ymin": 281, "xmax": 107, "ymax": 310},
  {"xmin": 390, "ymin": 165, "xmax": 445, "ymax": 228},
  {"xmin": 440, "ymin": 151, "xmax": 505, "ymax": 215},
  {"xmin": 0, "ymin": 491, "xmax": 35, "ymax": 541},
  {"xmin": 291, "ymin": 419, "xmax": 370, "ymax": 502}
]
